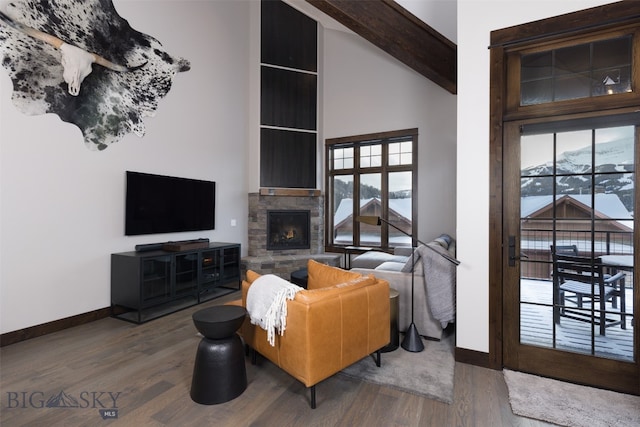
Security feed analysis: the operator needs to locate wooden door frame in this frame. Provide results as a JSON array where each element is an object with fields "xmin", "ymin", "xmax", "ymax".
[{"xmin": 488, "ymin": 2, "xmax": 640, "ymax": 376}]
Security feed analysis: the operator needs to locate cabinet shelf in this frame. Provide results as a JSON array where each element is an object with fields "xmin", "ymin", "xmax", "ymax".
[{"xmin": 111, "ymin": 242, "xmax": 241, "ymax": 324}]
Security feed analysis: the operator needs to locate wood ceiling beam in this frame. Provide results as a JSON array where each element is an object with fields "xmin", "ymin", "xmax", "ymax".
[{"xmin": 306, "ymin": 0, "xmax": 457, "ymax": 94}]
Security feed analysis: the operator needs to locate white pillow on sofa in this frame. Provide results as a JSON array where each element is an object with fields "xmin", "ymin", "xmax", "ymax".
[
  {"xmin": 351, "ymin": 251, "xmax": 407, "ymax": 269},
  {"xmin": 375, "ymin": 261, "xmax": 404, "ymax": 272}
]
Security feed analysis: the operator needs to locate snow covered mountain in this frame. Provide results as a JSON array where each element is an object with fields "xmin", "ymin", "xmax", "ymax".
[{"xmin": 521, "ymin": 137, "xmax": 635, "ymax": 213}]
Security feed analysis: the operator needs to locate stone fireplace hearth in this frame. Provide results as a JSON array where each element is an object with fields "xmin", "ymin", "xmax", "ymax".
[{"xmin": 241, "ymin": 192, "xmax": 341, "ymax": 279}]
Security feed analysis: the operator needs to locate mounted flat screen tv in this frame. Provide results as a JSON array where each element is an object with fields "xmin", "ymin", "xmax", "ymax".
[{"xmin": 125, "ymin": 171, "xmax": 215, "ymax": 236}]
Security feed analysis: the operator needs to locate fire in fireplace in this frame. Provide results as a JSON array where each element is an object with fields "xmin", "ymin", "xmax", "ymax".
[{"xmin": 267, "ymin": 210, "xmax": 310, "ymax": 250}]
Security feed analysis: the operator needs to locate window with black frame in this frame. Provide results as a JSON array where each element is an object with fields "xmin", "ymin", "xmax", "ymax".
[{"xmin": 325, "ymin": 129, "xmax": 418, "ymax": 251}]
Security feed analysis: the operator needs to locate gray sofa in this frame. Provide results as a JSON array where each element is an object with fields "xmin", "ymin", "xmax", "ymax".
[{"xmin": 350, "ymin": 235, "xmax": 457, "ymax": 340}]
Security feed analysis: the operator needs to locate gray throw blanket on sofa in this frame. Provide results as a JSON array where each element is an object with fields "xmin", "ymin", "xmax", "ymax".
[{"xmin": 417, "ymin": 244, "xmax": 456, "ymax": 327}]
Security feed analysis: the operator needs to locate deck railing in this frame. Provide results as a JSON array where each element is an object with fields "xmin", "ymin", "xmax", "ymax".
[{"xmin": 520, "ymin": 229, "xmax": 634, "ymax": 286}]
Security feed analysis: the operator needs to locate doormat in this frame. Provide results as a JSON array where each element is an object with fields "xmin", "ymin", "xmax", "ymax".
[{"xmin": 504, "ymin": 369, "xmax": 640, "ymax": 427}]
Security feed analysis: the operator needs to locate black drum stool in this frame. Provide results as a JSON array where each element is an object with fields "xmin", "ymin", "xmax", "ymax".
[
  {"xmin": 290, "ymin": 268, "xmax": 308, "ymax": 289},
  {"xmin": 190, "ymin": 305, "xmax": 247, "ymax": 405}
]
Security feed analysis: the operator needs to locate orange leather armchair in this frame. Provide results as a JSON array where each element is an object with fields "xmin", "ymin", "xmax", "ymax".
[{"xmin": 231, "ymin": 260, "xmax": 390, "ymax": 408}]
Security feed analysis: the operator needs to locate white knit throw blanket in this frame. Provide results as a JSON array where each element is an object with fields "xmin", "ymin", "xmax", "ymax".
[{"xmin": 246, "ymin": 274, "xmax": 303, "ymax": 346}]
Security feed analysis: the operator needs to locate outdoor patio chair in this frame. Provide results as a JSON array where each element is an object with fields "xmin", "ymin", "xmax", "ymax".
[
  {"xmin": 553, "ymin": 254, "xmax": 627, "ymax": 335},
  {"xmin": 550, "ymin": 245, "xmax": 582, "ymax": 306}
]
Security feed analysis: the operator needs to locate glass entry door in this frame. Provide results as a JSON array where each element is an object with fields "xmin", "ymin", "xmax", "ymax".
[{"xmin": 503, "ymin": 116, "xmax": 639, "ymax": 393}]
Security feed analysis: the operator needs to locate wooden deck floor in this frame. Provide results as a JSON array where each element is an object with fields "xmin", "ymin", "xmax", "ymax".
[{"xmin": 520, "ymin": 279, "xmax": 635, "ymax": 361}]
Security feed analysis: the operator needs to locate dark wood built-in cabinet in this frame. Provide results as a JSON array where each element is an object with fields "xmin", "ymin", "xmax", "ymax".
[
  {"xmin": 260, "ymin": 0, "xmax": 317, "ymax": 189},
  {"xmin": 111, "ymin": 243, "xmax": 241, "ymax": 323},
  {"xmin": 260, "ymin": 128, "xmax": 316, "ymax": 188},
  {"xmin": 261, "ymin": 0, "xmax": 317, "ymax": 72}
]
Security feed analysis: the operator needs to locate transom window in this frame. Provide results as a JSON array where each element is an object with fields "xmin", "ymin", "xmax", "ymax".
[
  {"xmin": 520, "ymin": 35, "xmax": 632, "ymax": 106},
  {"xmin": 325, "ymin": 129, "xmax": 418, "ymax": 251}
]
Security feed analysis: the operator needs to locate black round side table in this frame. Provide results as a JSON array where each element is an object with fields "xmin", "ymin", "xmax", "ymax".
[{"xmin": 190, "ymin": 305, "xmax": 247, "ymax": 405}]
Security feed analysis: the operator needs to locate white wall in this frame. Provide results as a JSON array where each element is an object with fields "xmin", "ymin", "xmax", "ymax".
[
  {"xmin": 456, "ymin": 0, "xmax": 618, "ymax": 353},
  {"xmin": 396, "ymin": 0, "xmax": 457, "ymax": 43},
  {"xmin": 321, "ymin": 28, "xmax": 458, "ymax": 242},
  {"xmin": 0, "ymin": 0, "xmax": 250, "ymax": 333}
]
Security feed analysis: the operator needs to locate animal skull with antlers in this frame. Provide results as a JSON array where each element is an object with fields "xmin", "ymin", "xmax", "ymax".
[{"xmin": 0, "ymin": 10, "xmax": 146, "ymax": 96}]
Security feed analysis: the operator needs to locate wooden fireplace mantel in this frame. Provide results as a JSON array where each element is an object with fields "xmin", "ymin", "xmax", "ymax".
[{"xmin": 259, "ymin": 188, "xmax": 321, "ymax": 197}]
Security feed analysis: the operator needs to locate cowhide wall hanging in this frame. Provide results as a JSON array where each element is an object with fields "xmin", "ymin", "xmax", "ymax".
[{"xmin": 0, "ymin": 0, "xmax": 190, "ymax": 150}]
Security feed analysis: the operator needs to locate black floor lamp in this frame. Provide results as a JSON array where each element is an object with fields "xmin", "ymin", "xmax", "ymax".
[{"xmin": 356, "ymin": 215, "xmax": 426, "ymax": 352}]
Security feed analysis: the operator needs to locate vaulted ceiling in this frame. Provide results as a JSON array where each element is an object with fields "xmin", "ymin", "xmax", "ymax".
[{"xmin": 306, "ymin": 0, "xmax": 457, "ymax": 94}]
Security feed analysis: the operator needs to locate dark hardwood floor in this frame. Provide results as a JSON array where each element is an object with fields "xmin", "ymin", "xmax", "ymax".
[{"xmin": 0, "ymin": 292, "xmax": 552, "ymax": 426}]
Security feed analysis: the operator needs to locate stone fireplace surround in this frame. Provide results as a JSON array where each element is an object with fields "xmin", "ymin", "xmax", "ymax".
[{"xmin": 241, "ymin": 192, "xmax": 341, "ymax": 279}]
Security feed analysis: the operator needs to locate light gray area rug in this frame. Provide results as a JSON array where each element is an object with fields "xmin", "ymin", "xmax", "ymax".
[
  {"xmin": 504, "ymin": 369, "xmax": 640, "ymax": 427},
  {"xmin": 339, "ymin": 332, "xmax": 455, "ymax": 404}
]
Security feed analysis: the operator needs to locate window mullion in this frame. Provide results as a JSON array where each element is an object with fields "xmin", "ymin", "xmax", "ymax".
[
  {"xmin": 353, "ymin": 145, "xmax": 362, "ymax": 246},
  {"xmin": 381, "ymin": 142, "xmax": 390, "ymax": 248}
]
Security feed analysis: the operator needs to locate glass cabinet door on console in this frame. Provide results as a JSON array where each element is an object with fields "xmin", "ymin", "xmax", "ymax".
[
  {"xmin": 200, "ymin": 250, "xmax": 221, "ymax": 284},
  {"xmin": 141, "ymin": 256, "xmax": 171, "ymax": 305},
  {"xmin": 198, "ymin": 244, "xmax": 241, "ymax": 302},
  {"xmin": 174, "ymin": 252, "xmax": 199, "ymax": 298},
  {"xmin": 199, "ymin": 249, "xmax": 221, "ymax": 302},
  {"xmin": 221, "ymin": 246, "xmax": 240, "ymax": 286}
]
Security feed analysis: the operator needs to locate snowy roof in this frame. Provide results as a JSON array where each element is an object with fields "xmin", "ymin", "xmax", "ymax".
[
  {"xmin": 334, "ymin": 198, "xmax": 411, "ymax": 225},
  {"xmin": 521, "ymin": 194, "xmax": 632, "ymax": 228}
]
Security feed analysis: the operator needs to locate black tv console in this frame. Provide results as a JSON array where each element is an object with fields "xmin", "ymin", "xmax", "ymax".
[{"xmin": 111, "ymin": 242, "xmax": 240, "ymax": 324}]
